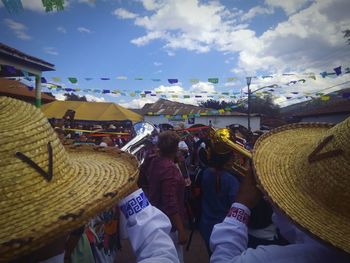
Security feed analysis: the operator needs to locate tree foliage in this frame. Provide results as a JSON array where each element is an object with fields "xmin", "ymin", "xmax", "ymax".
[
  {"xmin": 198, "ymin": 99, "xmax": 230, "ymax": 109},
  {"xmin": 240, "ymin": 94, "xmax": 280, "ymax": 117},
  {"xmin": 64, "ymin": 93, "xmax": 87, "ymax": 101},
  {"xmin": 199, "ymin": 94, "xmax": 280, "ymax": 117}
]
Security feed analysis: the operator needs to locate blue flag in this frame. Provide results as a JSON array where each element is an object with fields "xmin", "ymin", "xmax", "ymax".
[
  {"xmin": 333, "ymin": 66, "xmax": 342, "ymax": 76},
  {"xmin": 168, "ymin": 79, "xmax": 178, "ymax": 84}
]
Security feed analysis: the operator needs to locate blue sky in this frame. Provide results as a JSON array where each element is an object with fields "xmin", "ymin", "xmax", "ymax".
[{"xmin": 1, "ymin": 0, "xmax": 350, "ymax": 108}]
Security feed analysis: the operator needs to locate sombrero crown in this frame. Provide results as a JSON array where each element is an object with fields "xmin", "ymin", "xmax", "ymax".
[
  {"xmin": 0, "ymin": 97, "xmax": 138, "ymax": 261},
  {"xmin": 253, "ymin": 117, "xmax": 350, "ymax": 253}
]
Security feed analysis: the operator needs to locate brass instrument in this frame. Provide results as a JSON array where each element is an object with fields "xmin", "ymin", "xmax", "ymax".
[
  {"xmin": 121, "ymin": 121, "xmax": 156, "ymax": 164},
  {"xmin": 210, "ymin": 127, "xmax": 252, "ymax": 176}
]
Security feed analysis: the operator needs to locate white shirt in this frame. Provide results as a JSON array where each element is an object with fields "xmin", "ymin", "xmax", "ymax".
[
  {"xmin": 178, "ymin": 141, "xmax": 189, "ymax": 151},
  {"xmin": 45, "ymin": 189, "xmax": 178, "ymax": 263},
  {"xmin": 119, "ymin": 189, "xmax": 179, "ymax": 263},
  {"xmin": 210, "ymin": 203, "xmax": 350, "ymax": 263},
  {"xmin": 99, "ymin": 142, "xmax": 108, "ymax": 147}
]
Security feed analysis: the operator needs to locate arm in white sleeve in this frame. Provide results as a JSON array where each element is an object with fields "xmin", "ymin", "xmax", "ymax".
[
  {"xmin": 209, "ymin": 203, "xmax": 337, "ymax": 263},
  {"xmin": 210, "ymin": 203, "xmax": 251, "ymax": 263},
  {"xmin": 119, "ymin": 189, "xmax": 179, "ymax": 263}
]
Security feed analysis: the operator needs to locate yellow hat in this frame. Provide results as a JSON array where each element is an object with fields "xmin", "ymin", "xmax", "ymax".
[
  {"xmin": 0, "ymin": 97, "xmax": 139, "ymax": 260},
  {"xmin": 253, "ymin": 118, "xmax": 350, "ymax": 253}
]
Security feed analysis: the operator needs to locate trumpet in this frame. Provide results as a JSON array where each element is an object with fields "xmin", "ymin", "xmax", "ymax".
[{"xmin": 210, "ymin": 127, "xmax": 252, "ymax": 176}]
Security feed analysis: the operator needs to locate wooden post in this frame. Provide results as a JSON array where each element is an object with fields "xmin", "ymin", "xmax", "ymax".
[{"xmin": 35, "ymin": 74, "xmax": 42, "ymax": 108}]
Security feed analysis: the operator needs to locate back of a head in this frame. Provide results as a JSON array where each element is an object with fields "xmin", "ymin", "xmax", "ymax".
[
  {"xmin": 158, "ymin": 131, "xmax": 180, "ymax": 156},
  {"xmin": 209, "ymin": 149, "xmax": 232, "ymax": 170}
]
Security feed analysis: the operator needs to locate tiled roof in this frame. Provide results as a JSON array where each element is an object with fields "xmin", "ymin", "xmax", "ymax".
[
  {"xmin": 140, "ymin": 98, "xmax": 249, "ymax": 116},
  {"xmin": 0, "ymin": 78, "xmax": 55, "ymax": 102},
  {"xmin": 0, "ymin": 42, "xmax": 55, "ymax": 74},
  {"xmin": 293, "ymin": 100, "xmax": 350, "ymax": 117}
]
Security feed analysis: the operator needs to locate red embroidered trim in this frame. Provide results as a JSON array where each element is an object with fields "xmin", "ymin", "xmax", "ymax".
[{"xmin": 227, "ymin": 207, "xmax": 250, "ymax": 225}]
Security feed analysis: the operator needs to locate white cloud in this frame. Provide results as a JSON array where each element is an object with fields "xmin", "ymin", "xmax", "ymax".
[
  {"xmin": 57, "ymin": 26, "xmax": 67, "ymax": 33},
  {"xmin": 44, "ymin": 47, "xmax": 59, "ymax": 56},
  {"xmin": 190, "ymin": 82, "xmax": 216, "ymax": 94},
  {"xmin": 54, "ymin": 93, "xmax": 105, "ymax": 102},
  {"xmin": 130, "ymin": 0, "xmax": 245, "ymax": 54},
  {"xmin": 4, "ymin": 18, "xmax": 25, "ymax": 31},
  {"xmin": 77, "ymin": 27, "xmax": 92, "ymax": 33},
  {"xmin": 85, "ymin": 94, "xmax": 105, "ymax": 102},
  {"xmin": 142, "ymin": 0, "xmax": 164, "ymax": 11},
  {"xmin": 119, "ymin": 81, "xmax": 224, "ymax": 109},
  {"xmin": 235, "ymin": 0, "xmax": 350, "ymax": 75},
  {"xmin": 131, "ymin": 31, "xmax": 164, "ymax": 46},
  {"xmin": 127, "ymin": 0, "xmax": 349, "ymax": 88},
  {"xmin": 241, "ymin": 6, "xmax": 274, "ymax": 21},
  {"xmin": 153, "ymin": 61, "xmax": 162, "ymax": 66},
  {"xmin": 4, "ymin": 19, "xmax": 31, "ymax": 40},
  {"xmin": 54, "ymin": 93, "xmax": 66, "ymax": 101},
  {"xmin": 113, "ymin": 8, "xmax": 138, "ymax": 19},
  {"xmin": 265, "ymin": 0, "xmax": 311, "ymax": 15},
  {"xmin": 21, "ymin": 0, "xmax": 46, "ymax": 12},
  {"xmin": 119, "ymin": 96, "xmax": 158, "ymax": 109}
]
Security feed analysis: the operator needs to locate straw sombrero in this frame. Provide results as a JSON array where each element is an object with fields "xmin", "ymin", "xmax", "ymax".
[
  {"xmin": 0, "ymin": 97, "xmax": 139, "ymax": 261},
  {"xmin": 253, "ymin": 117, "xmax": 350, "ymax": 254}
]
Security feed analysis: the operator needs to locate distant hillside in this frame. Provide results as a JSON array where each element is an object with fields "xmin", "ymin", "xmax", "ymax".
[{"xmin": 280, "ymin": 88, "xmax": 350, "ymax": 116}]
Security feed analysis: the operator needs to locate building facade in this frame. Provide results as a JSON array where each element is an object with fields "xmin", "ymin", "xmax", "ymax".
[{"xmin": 140, "ymin": 99, "xmax": 261, "ymax": 131}]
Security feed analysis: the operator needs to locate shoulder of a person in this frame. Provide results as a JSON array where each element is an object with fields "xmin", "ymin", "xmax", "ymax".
[
  {"xmin": 224, "ymin": 172, "xmax": 240, "ymax": 183},
  {"xmin": 152, "ymin": 157, "xmax": 175, "ymax": 169}
]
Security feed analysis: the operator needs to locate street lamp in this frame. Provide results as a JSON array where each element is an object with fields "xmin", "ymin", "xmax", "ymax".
[{"xmin": 246, "ymin": 77, "xmax": 252, "ymax": 132}]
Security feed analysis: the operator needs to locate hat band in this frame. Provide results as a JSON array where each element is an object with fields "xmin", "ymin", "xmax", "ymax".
[{"xmin": 15, "ymin": 142, "xmax": 53, "ymax": 182}]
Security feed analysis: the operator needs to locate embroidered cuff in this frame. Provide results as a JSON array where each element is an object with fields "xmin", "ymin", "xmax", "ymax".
[
  {"xmin": 119, "ymin": 189, "xmax": 150, "ymax": 220},
  {"xmin": 226, "ymin": 202, "xmax": 251, "ymax": 225}
]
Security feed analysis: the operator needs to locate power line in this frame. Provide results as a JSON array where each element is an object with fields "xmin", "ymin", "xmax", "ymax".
[{"xmin": 278, "ymin": 80, "xmax": 350, "ymax": 105}]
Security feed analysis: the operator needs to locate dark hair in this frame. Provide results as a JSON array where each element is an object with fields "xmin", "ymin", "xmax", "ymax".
[
  {"xmin": 158, "ymin": 131, "xmax": 180, "ymax": 156},
  {"xmin": 208, "ymin": 149, "xmax": 232, "ymax": 169},
  {"xmin": 248, "ymin": 199, "xmax": 273, "ymax": 229}
]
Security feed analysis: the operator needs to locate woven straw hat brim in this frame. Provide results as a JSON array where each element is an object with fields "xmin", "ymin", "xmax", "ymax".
[
  {"xmin": 253, "ymin": 122, "xmax": 350, "ymax": 254},
  {"xmin": 0, "ymin": 146, "xmax": 138, "ymax": 261},
  {"xmin": 0, "ymin": 96, "xmax": 139, "ymax": 261}
]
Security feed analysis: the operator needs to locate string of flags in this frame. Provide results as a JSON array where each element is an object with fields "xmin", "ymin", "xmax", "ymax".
[
  {"xmin": 2, "ymin": 0, "xmax": 65, "ymax": 13},
  {"xmin": 1, "ymin": 0, "xmax": 23, "ymax": 14},
  {"xmin": 1, "ymin": 63, "xmax": 349, "ymax": 112},
  {"xmin": 36, "ymin": 82, "xmax": 350, "ymax": 102},
  {"xmin": 1, "ymin": 64, "xmax": 349, "ymax": 85}
]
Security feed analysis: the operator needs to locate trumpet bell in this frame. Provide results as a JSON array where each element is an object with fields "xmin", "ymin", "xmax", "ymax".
[
  {"xmin": 121, "ymin": 122, "xmax": 156, "ymax": 164},
  {"xmin": 210, "ymin": 127, "xmax": 252, "ymax": 177},
  {"xmin": 210, "ymin": 128, "xmax": 234, "ymax": 154}
]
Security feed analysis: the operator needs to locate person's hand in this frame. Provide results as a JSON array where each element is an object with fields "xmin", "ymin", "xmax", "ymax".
[
  {"xmin": 184, "ymin": 177, "xmax": 192, "ymax": 187},
  {"xmin": 235, "ymin": 161, "xmax": 262, "ymax": 209},
  {"xmin": 177, "ymin": 229, "xmax": 188, "ymax": 245}
]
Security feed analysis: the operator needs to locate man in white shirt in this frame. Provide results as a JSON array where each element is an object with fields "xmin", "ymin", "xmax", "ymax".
[{"xmin": 210, "ymin": 118, "xmax": 350, "ymax": 263}]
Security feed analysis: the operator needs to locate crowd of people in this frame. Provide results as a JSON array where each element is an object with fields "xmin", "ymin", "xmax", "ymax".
[
  {"xmin": 51, "ymin": 120, "xmax": 132, "ymax": 149},
  {"xmin": 1, "ymin": 96, "xmax": 349, "ymax": 263}
]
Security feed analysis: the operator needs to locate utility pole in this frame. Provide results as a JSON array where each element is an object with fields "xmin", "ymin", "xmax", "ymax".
[{"xmin": 246, "ymin": 77, "xmax": 252, "ymax": 132}]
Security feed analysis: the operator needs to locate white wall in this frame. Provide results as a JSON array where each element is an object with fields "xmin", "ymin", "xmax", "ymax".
[{"xmin": 144, "ymin": 115, "xmax": 261, "ymax": 131}]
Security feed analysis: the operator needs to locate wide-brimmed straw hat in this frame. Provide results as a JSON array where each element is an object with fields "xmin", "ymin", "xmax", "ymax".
[
  {"xmin": 253, "ymin": 117, "xmax": 350, "ymax": 254},
  {"xmin": 0, "ymin": 97, "xmax": 139, "ymax": 261}
]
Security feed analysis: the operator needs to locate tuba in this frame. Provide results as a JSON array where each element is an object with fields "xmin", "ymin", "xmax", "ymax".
[
  {"xmin": 121, "ymin": 121, "xmax": 157, "ymax": 164},
  {"xmin": 210, "ymin": 127, "xmax": 252, "ymax": 176}
]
